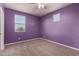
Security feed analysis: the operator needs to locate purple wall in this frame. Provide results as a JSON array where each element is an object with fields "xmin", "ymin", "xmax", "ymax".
[
  {"xmin": 41, "ymin": 4, "xmax": 79, "ymax": 49},
  {"xmin": 4, "ymin": 4, "xmax": 79, "ymax": 49},
  {"xmin": 4, "ymin": 8, "xmax": 41, "ymax": 44}
]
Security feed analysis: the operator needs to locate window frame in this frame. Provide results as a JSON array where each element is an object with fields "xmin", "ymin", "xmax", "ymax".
[
  {"xmin": 53, "ymin": 13, "xmax": 61, "ymax": 22},
  {"xmin": 14, "ymin": 14, "xmax": 26, "ymax": 32}
]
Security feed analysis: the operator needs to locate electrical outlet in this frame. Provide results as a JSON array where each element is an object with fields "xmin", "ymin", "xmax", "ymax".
[{"xmin": 18, "ymin": 37, "xmax": 21, "ymax": 40}]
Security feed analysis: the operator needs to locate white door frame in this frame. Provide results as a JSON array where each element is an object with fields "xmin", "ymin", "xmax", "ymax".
[{"xmin": 0, "ymin": 5, "xmax": 5, "ymax": 50}]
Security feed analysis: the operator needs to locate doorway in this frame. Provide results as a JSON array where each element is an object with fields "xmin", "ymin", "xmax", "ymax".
[{"xmin": 0, "ymin": 5, "xmax": 4, "ymax": 50}]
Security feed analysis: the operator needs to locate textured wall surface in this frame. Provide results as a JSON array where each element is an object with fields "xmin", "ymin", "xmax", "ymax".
[
  {"xmin": 4, "ymin": 8, "xmax": 41, "ymax": 44},
  {"xmin": 41, "ymin": 4, "xmax": 79, "ymax": 49}
]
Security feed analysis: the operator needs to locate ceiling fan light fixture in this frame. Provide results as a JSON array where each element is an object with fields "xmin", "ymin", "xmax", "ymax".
[
  {"xmin": 38, "ymin": 3, "xmax": 42, "ymax": 9},
  {"xmin": 41, "ymin": 4, "xmax": 45, "ymax": 8},
  {"xmin": 38, "ymin": 3, "xmax": 45, "ymax": 9}
]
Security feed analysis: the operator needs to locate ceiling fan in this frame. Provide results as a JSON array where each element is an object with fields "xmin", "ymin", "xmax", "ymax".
[{"xmin": 30, "ymin": 3, "xmax": 47, "ymax": 9}]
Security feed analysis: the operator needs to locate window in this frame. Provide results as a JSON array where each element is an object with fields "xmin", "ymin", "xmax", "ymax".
[
  {"xmin": 15, "ymin": 14, "xmax": 25, "ymax": 32},
  {"xmin": 53, "ymin": 13, "xmax": 61, "ymax": 22}
]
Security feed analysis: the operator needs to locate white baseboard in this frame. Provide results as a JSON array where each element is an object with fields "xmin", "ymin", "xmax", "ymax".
[
  {"xmin": 5, "ymin": 37, "xmax": 79, "ymax": 51},
  {"xmin": 5, "ymin": 37, "xmax": 42, "ymax": 46},
  {"xmin": 42, "ymin": 38, "xmax": 79, "ymax": 51}
]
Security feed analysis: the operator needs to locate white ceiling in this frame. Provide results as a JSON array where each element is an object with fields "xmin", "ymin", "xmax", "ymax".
[{"xmin": 2, "ymin": 3, "xmax": 71, "ymax": 17}]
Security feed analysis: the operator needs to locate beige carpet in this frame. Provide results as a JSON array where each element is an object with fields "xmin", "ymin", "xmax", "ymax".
[{"xmin": 0, "ymin": 38, "xmax": 79, "ymax": 56}]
